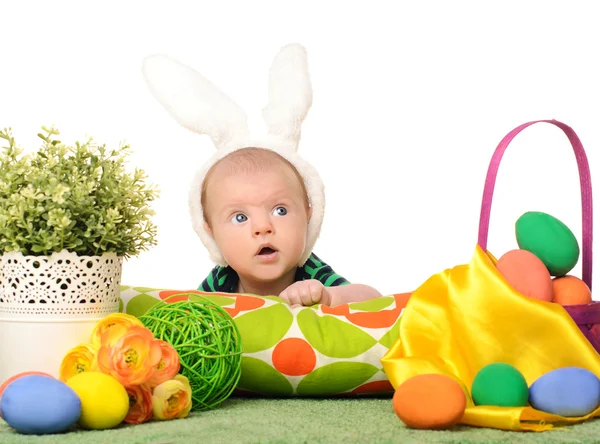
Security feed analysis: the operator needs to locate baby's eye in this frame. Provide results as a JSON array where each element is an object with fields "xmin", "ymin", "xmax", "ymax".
[
  {"xmin": 231, "ymin": 213, "xmax": 248, "ymax": 224},
  {"xmin": 273, "ymin": 206, "xmax": 287, "ymax": 216}
]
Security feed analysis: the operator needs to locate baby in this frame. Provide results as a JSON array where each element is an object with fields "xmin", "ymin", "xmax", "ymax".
[
  {"xmin": 198, "ymin": 148, "xmax": 381, "ymax": 307},
  {"xmin": 142, "ymin": 43, "xmax": 381, "ymax": 306}
]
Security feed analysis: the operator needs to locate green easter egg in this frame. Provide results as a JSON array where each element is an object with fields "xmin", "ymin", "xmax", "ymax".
[
  {"xmin": 515, "ymin": 211, "xmax": 580, "ymax": 276},
  {"xmin": 471, "ymin": 363, "xmax": 529, "ymax": 407}
]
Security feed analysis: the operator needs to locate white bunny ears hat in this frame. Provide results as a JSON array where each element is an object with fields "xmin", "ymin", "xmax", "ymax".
[{"xmin": 141, "ymin": 44, "xmax": 325, "ymax": 267}]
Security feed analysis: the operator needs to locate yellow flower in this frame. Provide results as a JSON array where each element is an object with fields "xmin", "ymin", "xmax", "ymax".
[
  {"xmin": 90, "ymin": 313, "xmax": 144, "ymax": 348},
  {"xmin": 97, "ymin": 325, "xmax": 162, "ymax": 386},
  {"xmin": 59, "ymin": 343, "xmax": 98, "ymax": 382},
  {"xmin": 146, "ymin": 340, "xmax": 181, "ymax": 388},
  {"xmin": 152, "ymin": 374, "xmax": 193, "ymax": 420}
]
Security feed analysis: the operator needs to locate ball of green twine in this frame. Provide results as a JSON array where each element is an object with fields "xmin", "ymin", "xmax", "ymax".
[{"xmin": 139, "ymin": 298, "xmax": 243, "ymax": 411}]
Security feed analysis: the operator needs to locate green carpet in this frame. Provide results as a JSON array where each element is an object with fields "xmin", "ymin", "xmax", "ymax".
[{"xmin": 2, "ymin": 397, "xmax": 600, "ymax": 443}]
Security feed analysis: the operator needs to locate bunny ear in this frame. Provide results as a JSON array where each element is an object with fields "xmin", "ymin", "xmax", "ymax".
[
  {"xmin": 261, "ymin": 43, "xmax": 313, "ymax": 152},
  {"xmin": 142, "ymin": 54, "xmax": 249, "ymax": 150}
]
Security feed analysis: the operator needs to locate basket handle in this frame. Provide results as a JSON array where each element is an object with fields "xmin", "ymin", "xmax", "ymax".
[{"xmin": 477, "ymin": 119, "xmax": 593, "ymax": 290}]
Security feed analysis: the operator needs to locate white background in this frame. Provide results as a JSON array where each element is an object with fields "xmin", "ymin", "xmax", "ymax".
[{"xmin": 0, "ymin": 1, "xmax": 598, "ymax": 298}]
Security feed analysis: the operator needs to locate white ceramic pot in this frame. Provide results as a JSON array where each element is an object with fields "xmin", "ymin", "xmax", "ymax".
[{"xmin": 0, "ymin": 250, "xmax": 122, "ymax": 382}]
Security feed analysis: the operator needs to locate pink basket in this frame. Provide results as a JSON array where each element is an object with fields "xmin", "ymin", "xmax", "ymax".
[{"xmin": 476, "ymin": 119, "xmax": 597, "ymax": 353}]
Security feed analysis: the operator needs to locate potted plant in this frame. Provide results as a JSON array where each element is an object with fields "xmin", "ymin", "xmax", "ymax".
[{"xmin": 0, "ymin": 125, "xmax": 159, "ymax": 381}]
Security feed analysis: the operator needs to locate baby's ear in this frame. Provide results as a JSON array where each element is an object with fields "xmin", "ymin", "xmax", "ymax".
[{"xmin": 203, "ymin": 221, "xmax": 214, "ymax": 238}]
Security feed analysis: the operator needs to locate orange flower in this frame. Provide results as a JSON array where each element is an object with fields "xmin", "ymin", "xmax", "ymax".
[
  {"xmin": 90, "ymin": 313, "xmax": 144, "ymax": 348},
  {"xmin": 97, "ymin": 325, "xmax": 162, "ymax": 386},
  {"xmin": 59, "ymin": 343, "xmax": 98, "ymax": 382},
  {"xmin": 146, "ymin": 340, "xmax": 181, "ymax": 388},
  {"xmin": 152, "ymin": 374, "xmax": 193, "ymax": 420},
  {"xmin": 124, "ymin": 384, "xmax": 153, "ymax": 424}
]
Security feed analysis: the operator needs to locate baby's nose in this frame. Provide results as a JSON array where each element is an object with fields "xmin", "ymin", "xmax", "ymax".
[{"xmin": 253, "ymin": 219, "xmax": 274, "ymax": 235}]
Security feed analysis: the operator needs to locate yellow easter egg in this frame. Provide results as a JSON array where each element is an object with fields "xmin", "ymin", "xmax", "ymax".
[{"xmin": 66, "ymin": 372, "xmax": 129, "ymax": 429}]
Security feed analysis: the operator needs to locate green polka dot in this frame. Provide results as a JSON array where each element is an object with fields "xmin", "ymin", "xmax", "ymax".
[
  {"xmin": 118, "ymin": 298, "xmax": 124, "ymax": 313},
  {"xmin": 296, "ymin": 362, "xmax": 379, "ymax": 396},
  {"xmin": 378, "ymin": 315, "xmax": 403, "ymax": 349},
  {"xmin": 132, "ymin": 286, "xmax": 160, "ymax": 293},
  {"xmin": 126, "ymin": 294, "xmax": 165, "ymax": 318},
  {"xmin": 297, "ymin": 308, "xmax": 377, "ymax": 358},
  {"xmin": 235, "ymin": 303, "xmax": 293, "ymax": 353},
  {"xmin": 120, "ymin": 285, "xmax": 131, "ymax": 292},
  {"xmin": 349, "ymin": 297, "xmax": 394, "ymax": 312},
  {"xmin": 189, "ymin": 294, "xmax": 236, "ymax": 306},
  {"xmin": 237, "ymin": 357, "xmax": 293, "ymax": 396}
]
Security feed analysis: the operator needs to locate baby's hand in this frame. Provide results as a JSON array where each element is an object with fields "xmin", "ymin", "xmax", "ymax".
[{"xmin": 279, "ymin": 279, "xmax": 332, "ymax": 307}]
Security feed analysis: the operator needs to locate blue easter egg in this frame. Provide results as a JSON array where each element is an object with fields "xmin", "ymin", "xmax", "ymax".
[
  {"xmin": 0, "ymin": 375, "xmax": 81, "ymax": 434},
  {"xmin": 529, "ymin": 367, "xmax": 600, "ymax": 417}
]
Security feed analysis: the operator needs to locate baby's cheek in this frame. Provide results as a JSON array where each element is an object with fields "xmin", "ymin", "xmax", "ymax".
[
  {"xmin": 216, "ymin": 229, "xmax": 245, "ymax": 255},
  {"xmin": 293, "ymin": 231, "xmax": 309, "ymax": 256}
]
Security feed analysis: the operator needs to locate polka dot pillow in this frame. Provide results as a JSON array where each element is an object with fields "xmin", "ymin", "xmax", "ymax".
[{"xmin": 119, "ymin": 286, "xmax": 409, "ymax": 396}]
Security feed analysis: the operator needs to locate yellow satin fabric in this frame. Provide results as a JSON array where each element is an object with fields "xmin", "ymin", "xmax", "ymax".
[{"xmin": 381, "ymin": 245, "xmax": 600, "ymax": 431}]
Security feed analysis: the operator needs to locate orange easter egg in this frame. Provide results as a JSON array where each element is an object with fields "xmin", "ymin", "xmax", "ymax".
[
  {"xmin": 552, "ymin": 275, "xmax": 592, "ymax": 305},
  {"xmin": 392, "ymin": 374, "xmax": 466, "ymax": 430},
  {"xmin": 496, "ymin": 249, "xmax": 554, "ymax": 302}
]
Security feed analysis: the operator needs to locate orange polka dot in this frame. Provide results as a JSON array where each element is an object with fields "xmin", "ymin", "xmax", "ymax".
[
  {"xmin": 321, "ymin": 304, "xmax": 350, "ymax": 316},
  {"xmin": 346, "ymin": 293, "xmax": 410, "ymax": 328},
  {"xmin": 272, "ymin": 338, "xmax": 317, "ymax": 376},
  {"xmin": 235, "ymin": 295, "xmax": 266, "ymax": 311},
  {"xmin": 393, "ymin": 292, "xmax": 412, "ymax": 306},
  {"xmin": 351, "ymin": 380, "xmax": 394, "ymax": 394},
  {"xmin": 159, "ymin": 290, "xmax": 200, "ymax": 303},
  {"xmin": 223, "ymin": 307, "xmax": 240, "ymax": 318}
]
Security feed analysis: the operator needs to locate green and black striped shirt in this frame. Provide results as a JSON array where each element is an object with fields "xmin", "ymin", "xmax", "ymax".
[{"xmin": 199, "ymin": 253, "xmax": 349, "ymax": 293}]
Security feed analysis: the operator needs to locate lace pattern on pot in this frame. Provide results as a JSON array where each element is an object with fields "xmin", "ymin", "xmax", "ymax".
[{"xmin": 0, "ymin": 250, "xmax": 122, "ymax": 318}]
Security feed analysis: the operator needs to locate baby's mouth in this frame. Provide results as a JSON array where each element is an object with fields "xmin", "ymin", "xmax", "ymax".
[{"xmin": 256, "ymin": 245, "xmax": 278, "ymax": 256}]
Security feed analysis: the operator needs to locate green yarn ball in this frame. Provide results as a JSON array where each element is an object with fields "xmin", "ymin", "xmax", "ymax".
[
  {"xmin": 140, "ymin": 298, "xmax": 243, "ymax": 411},
  {"xmin": 471, "ymin": 363, "xmax": 529, "ymax": 408}
]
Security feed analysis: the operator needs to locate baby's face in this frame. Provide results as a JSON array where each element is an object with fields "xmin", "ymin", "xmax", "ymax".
[{"xmin": 203, "ymin": 166, "xmax": 310, "ymax": 284}]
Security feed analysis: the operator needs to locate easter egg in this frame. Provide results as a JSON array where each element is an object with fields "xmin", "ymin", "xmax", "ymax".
[
  {"xmin": 515, "ymin": 211, "xmax": 580, "ymax": 276},
  {"xmin": 471, "ymin": 363, "xmax": 529, "ymax": 407},
  {"xmin": 552, "ymin": 275, "xmax": 592, "ymax": 306},
  {"xmin": 0, "ymin": 371, "xmax": 54, "ymax": 418},
  {"xmin": 66, "ymin": 372, "xmax": 129, "ymax": 430},
  {"xmin": 392, "ymin": 374, "xmax": 466, "ymax": 429},
  {"xmin": 496, "ymin": 249, "xmax": 554, "ymax": 302},
  {"xmin": 529, "ymin": 367, "xmax": 600, "ymax": 416},
  {"xmin": 0, "ymin": 375, "xmax": 81, "ymax": 434}
]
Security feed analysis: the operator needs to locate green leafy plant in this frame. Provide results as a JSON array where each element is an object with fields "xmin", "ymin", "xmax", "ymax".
[{"xmin": 0, "ymin": 126, "xmax": 159, "ymax": 258}]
